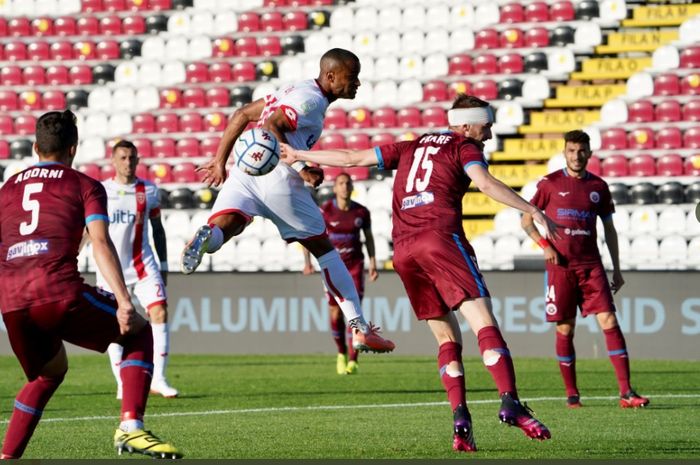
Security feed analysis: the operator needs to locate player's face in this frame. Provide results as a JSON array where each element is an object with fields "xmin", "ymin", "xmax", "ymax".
[
  {"xmin": 333, "ymin": 175, "xmax": 353, "ymax": 201},
  {"xmin": 330, "ymin": 61, "xmax": 361, "ymax": 99},
  {"xmin": 112, "ymin": 147, "xmax": 139, "ymax": 179},
  {"xmin": 466, "ymin": 122, "xmax": 493, "ymax": 142},
  {"xmin": 564, "ymin": 141, "xmax": 591, "ymax": 174}
]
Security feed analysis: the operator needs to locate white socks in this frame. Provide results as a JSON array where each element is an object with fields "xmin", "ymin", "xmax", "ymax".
[
  {"xmin": 317, "ymin": 250, "xmax": 363, "ymax": 322},
  {"xmin": 151, "ymin": 322, "xmax": 169, "ymax": 383},
  {"xmin": 119, "ymin": 419, "xmax": 144, "ymax": 433},
  {"xmin": 107, "ymin": 343, "xmax": 124, "ymax": 388},
  {"xmin": 206, "ymin": 225, "xmax": 224, "ymax": 253}
]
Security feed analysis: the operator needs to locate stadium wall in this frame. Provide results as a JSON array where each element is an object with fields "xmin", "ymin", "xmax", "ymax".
[{"xmin": 1, "ymin": 272, "xmax": 698, "ymax": 360}]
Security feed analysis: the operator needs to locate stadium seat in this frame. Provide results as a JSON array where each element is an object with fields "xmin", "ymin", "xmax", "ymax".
[
  {"xmin": 200, "ymin": 137, "xmax": 220, "ymax": 157},
  {"xmin": 657, "ymin": 181, "xmax": 685, "ymax": 205},
  {"xmin": 587, "ymin": 156, "xmax": 601, "ymax": 175},
  {"xmin": 627, "ymin": 100, "xmax": 654, "ymax": 122},
  {"xmin": 474, "ymin": 54, "xmax": 498, "ymax": 75},
  {"xmin": 2, "ymin": 66, "xmax": 22, "ymax": 85},
  {"xmin": 628, "ymin": 235, "xmax": 658, "ymax": 268},
  {"xmin": 32, "ymin": 17, "xmax": 54, "ymax": 36},
  {"xmin": 100, "ymin": 15, "xmax": 122, "ymax": 35},
  {"xmin": 600, "ymin": 128, "xmax": 627, "ymax": 150},
  {"xmin": 5, "ymin": 41, "xmax": 28, "ymax": 61},
  {"xmin": 656, "ymin": 127, "xmax": 683, "ymax": 149},
  {"xmin": 422, "ymin": 107, "xmax": 447, "ymax": 127},
  {"xmin": 186, "ymin": 62, "xmax": 209, "ymax": 83},
  {"xmin": 96, "ymin": 40, "xmax": 120, "ymax": 59},
  {"xmin": 148, "ymin": 163, "xmax": 172, "ymax": 184},
  {"xmin": 475, "ymin": 29, "xmax": 499, "ymax": 50},
  {"xmin": 133, "ymin": 113, "xmax": 155, "ymax": 134},
  {"xmin": 655, "ymin": 99, "xmax": 682, "ymax": 122},
  {"xmin": 550, "ymin": 0, "xmax": 575, "ymax": 21},
  {"xmin": 601, "ymin": 155, "xmax": 629, "ymax": 177},
  {"xmin": 206, "ymin": 87, "xmax": 229, "ymax": 108},
  {"xmin": 0, "ymin": 140, "xmax": 8, "ymax": 159},
  {"xmin": 10, "ymin": 140, "xmax": 32, "ymax": 159},
  {"xmin": 78, "ymin": 163, "xmax": 102, "ymax": 180},
  {"xmin": 346, "ymin": 134, "xmax": 370, "ymax": 151},
  {"xmin": 500, "ymin": 3, "xmax": 525, "ymax": 23},
  {"xmin": 15, "ymin": 115, "xmax": 37, "ymax": 135},
  {"xmin": 324, "ymin": 108, "xmax": 347, "ymax": 130},
  {"xmin": 204, "ymin": 112, "xmax": 226, "ymax": 132},
  {"xmin": 657, "ymin": 206, "xmax": 686, "ymax": 235},
  {"xmin": 681, "ymin": 74, "xmax": 700, "ymax": 95},
  {"xmin": 499, "ymin": 54, "xmax": 524, "ymax": 74},
  {"xmin": 8, "ymin": 17, "xmax": 31, "ymax": 37},
  {"xmin": 682, "ymin": 100, "xmax": 700, "ymax": 121},
  {"xmin": 684, "ymin": 154, "xmax": 700, "ymax": 176},
  {"xmin": 448, "ymin": 55, "xmax": 473, "ymax": 76},
  {"xmin": 371, "ymin": 108, "xmax": 396, "ymax": 129},
  {"xmin": 680, "ymin": 47, "xmax": 700, "ymax": 69},
  {"xmin": 182, "ymin": 88, "xmax": 206, "ymax": 108},
  {"xmin": 628, "ymin": 128, "xmax": 654, "ymax": 150},
  {"xmin": 654, "ymin": 74, "xmax": 680, "ymax": 96},
  {"xmin": 526, "ymin": 2, "xmax": 550, "ymax": 22},
  {"xmin": 54, "ymin": 16, "xmax": 77, "ymax": 36},
  {"xmin": 656, "ymin": 154, "xmax": 684, "ymax": 176},
  {"xmin": 179, "ymin": 112, "xmax": 203, "ymax": 133},
  {"xmin": 43, "ymin": 90, "xmax": 66, "ymax": 110},
  {"xmin": 155, "ymin": 113, "xmax": 178, "ymax": 133},
  {"xmin": 152, "ymin": 138, "xmax": 176, "ymax": 158},
  {"xmin": 629, "ymin": 206, "xmax": 658, "ymax": 234},
  {"xmin": 629, "ymin": 182, "xmax": 657, "ymax": 205},
  {"xmin": 473, "ymin": 80, "xmax": 498, "ymax": 100},
  {"xmin": 683, "ymin": 127, "xmax": 700, "ymax": 148},
  {"xmin": 500, "ymin": 28, "xmax": 525, "ymax": 48},
  {"xmin": 283, "ymin": 11, "xmax": 307, "ymax": 31},
  {"xmin": 132, "ymin": 138, "xmax": 152, "ymax": 159},
  {"xmin": 172, "ymin": 162, "xmax": 198, "ymax": 183},
  {"xmin": 233, "ymin": 62, "xmax": 256, "ymax": 82},
  {"xmin": 77, "ymin": 16, "xmax": 99, "ymax": 35},
  {"xmin": 628, "ymin": 154, "xmax": 656, "ymax": 176},
  {"xmin": 0, "ymin": 91, "xmax": 18, "ymax": 111},
  {"xmin": 423, "ymin": 80, "xmax": 448, "ymax": 103},
  {"xmin": 205, "ymin": 62, "xmax": 229, "ymax": 83},
  {"xmin": 175, "ymin": 139, "xmax": 199, "ymax": 158},
  {"xmin": 348, "ymin": 108, "xmax": 371, "ymax": 129},
  {"xmin": 123, "ymin": 15, "xmax": 145, "ymax": 34},
  {"xmin": 397, "ymin": 107, "xmax": 421, "ymax": 128}
]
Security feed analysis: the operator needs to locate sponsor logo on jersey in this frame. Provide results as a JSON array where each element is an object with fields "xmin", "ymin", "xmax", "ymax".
[
  {"xmin": 111, "ymin": 209, "xmax": 136, "ymax": 224},
  {"xmin": 564, "ymin": 228, "xmax": 592, "ymax": 236},
  {"xmin": 545, "ymin": 303, "xmax": 558, "ymax": 315},
  {"xmin": 558, "ymin": 191, "xmax": 570, "ymax": 197},
  {"xmin": 329, "ymin": 232, "xmax": 355, "ymax": 241},
  {"xmin": 590, "ymin": 191, "xmax": 600, "ymax": 203},
  {"xmin": 401, "ymin": 191, "xmax": 435, "ymax": 210},
  {"xmin": 329, "ymin": 221, "xmax": 340, "ymax": 227},
  {"xmin": 354, "ymin": 217, "xmax": 363, "ymax": 227},
  {"xmin": 300, "ymin": 100, "xmax": 317, "ymax": 115},
  {"xmin": 556, "ymin": 208, "xmax": 594, "ymax": 220},
  {"xmin": 6, "ymin": 239, "xmax": 49, "ymax": 261}
]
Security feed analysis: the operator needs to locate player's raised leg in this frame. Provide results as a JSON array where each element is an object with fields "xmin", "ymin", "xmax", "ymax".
[{"xmin": 181, "ymin": 210, "xmax": 251, "ymax": 274}]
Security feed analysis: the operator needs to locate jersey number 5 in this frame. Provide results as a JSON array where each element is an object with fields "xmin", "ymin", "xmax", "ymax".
[
  {"xmin": 20, "ymin": 183, "xmax": 44, "ymax": 236},
  {"xmin": 405, "ymin": 146, "xmax": 439, "ymax": 193}
]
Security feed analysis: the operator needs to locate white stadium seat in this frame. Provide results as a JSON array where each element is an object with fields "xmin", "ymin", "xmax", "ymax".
[
  {"xmin": 214, "ymin": 11, "xmax": 238, "ymax": 35},
  {"xmin": 658, "ymin": 235, "xmax": 687, "ymax": 269},
  {"xmin": 134, "ymin": 87, "xmax": 160, "ymax": 112},
  {"xmin": 189, "ymin": 36, "xmax": 213, "ymax": 60},
  {"xmin": 687, "ymin": 211, "xmax": 700, "ymax": 236},
  {"xmin": 474, "ymin": 3, "xmax": 499, "ymax": 27},
  {"xmin": 354, "ymin": 7, "xmax": 379, "ymax": 32},
  {"xmin": 191, "ymin": 12, "xmax": 215, "ymax": 36},
  {"xmin": 423, "ymin": 54, "xmax": 449, "ymax": 79},
  {"xmin": 400, "ymin": 31, "xmax": 425, "ymax": 55},
  {"xmin": 371, "ymin": 80, "xmax": 398, "ymax": 108},
  {"xmin": 329, "ymin": 7, "xmax": 354, "ymax": 31},
  {"xmin": 279, "ymin": 57, "xmax": 305, "ymax": 82},
  {"xmin": 261, "ymin": 238, "xmax": 287, "ymax": 271},
  {"xmin": 397, "ymin": 79, "xmax": 423, "ymax": 106},
  {"xmin": 235, "ymin": 237, "xmax": 262, "ymax": 272},
  {"xmin": 398, "ymin": 55, "xmax": 423, "ymax": 80},
  {"xmin": 493, "ymin": 208, "xmax": 522, "ymax": 235},
  {"xmin": 401, "ymin": 6, "xmax": 425, "ymax": 30},
  {"xmin": 657, "ymin": 206, "xmax": 686, "ymax": 235},
  {"xmin": 88, "ymin": 87, "xmax": 111, "ymax": 111},
  {"xmin": 165, "ymin": 211, "xmax": 192, "ymax": 241},
  {"xmin": 166, "ymin": 37, "xmax": 189, "ymax": 61},
  {"xmin": 167, "ymin": 12, "xmax": 192, "ymax": 36},
  {"xmin": 629, "ymin": 207, "xmax": 658, "ymax": 235},
  {"xmin": 376, "ymin": 31, "xmax": 402, "ymax": 57},
  {"xmin": 449, "ymin": 29, "xmax": 475, "ymax": 53},
  {"xmin": 470, "ymin": 235, "xmax": 494, "ymax": 263},
  {"xmin": 687, "ymin": 237, "xmax": 700, "ymax": 268},
  {"xmin": 426, "ymin": 5, "xmax": 450, "ymax": 29},
  {"xmin": 378, "ymin": 7, "xmax": 402, "ymax": 31},
  {"xmin": 353, "ymin": 33, "xmax": 377, "ymax": 57},
  {"xmin": 450, "ymin": 4, "xmax": 475, "ymax": 28},
  {"xmin": 111, "ymin": 88, "xmax": 136, "ymax": 113},
  {"xmin": 628, "ymin": 235, "xmax": 658, "ymax": 268},
  {"xmin": 108, "ymin": 113, "xmax": 133, "ymax": 138},
  {"xmin": 424, "ymin": 30, "xmax": 450, "ymax": 55},
  {"xmin": 138, "ymin": 62, "xmax": 163, "ymax": 86},
  {"xmin": 141, "ymin": 37, "xmax": 167, "ymax": 61},
  {"xmin": 83, "ymin": 113, "xmax": 109, "ymax": 138},
  {"xmin": 210, "ymin": 239, "xmax": 236, "ymax": 272}
]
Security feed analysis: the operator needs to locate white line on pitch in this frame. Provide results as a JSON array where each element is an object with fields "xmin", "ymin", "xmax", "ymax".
[{"xmin": 2, "ymin": 393, "xmax": 699, "ymax": 425}]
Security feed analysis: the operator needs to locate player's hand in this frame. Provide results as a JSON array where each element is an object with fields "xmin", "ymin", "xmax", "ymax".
[
  {"xmin": 300, "ymin": 166, "xmax": 324, "ymax": 188},
  {"xmin": 302, "ymin": 263, "xmax": 315, "ymax": 275},
  {"xmin": 196, "ymin": 159, "xmax": 227, "ymax": 187},
  {"xmin": 116, "ymin": 303, "xmax": 147, "ymax": 335},
  {"xmin": 161, "ymin": 270, "xmax": 168, "ymax": 286},
  {"xmin": 368, "ymin": 265, "xmax": 379, "ymax": 282},
  {"xmin": 280, "ymin": 143, "xmax": 299, "ymax": 163},
  {"xmin": 532, "ymin": 209, "xmax": 561, "ymax": 240},
  {"xmin": 610, "ymin": 269, "xmax": 625, "ymax": 294},
  {"xmin": 543, "ymin": 246, "xmax": 559, "ymax": 265}
]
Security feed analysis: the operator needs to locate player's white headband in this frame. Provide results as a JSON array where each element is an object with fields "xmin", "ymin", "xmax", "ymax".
[{"xmin": 447, "ymin": 107, "xmax": 494, "ymax": 126}]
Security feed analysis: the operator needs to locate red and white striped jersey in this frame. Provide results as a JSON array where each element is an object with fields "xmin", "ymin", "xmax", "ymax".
[{"xmin": 96, "ymin": 178, "xmax": 161, "ymax": 287}]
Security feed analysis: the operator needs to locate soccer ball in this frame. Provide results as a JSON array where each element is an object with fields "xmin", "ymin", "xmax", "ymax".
[{"xmin": 233, "ymin": 128, "xmax": 280, "ymax": 176}]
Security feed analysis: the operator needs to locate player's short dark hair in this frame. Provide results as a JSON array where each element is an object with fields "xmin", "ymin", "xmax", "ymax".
[
  {"xmin": 35, "ymin": 110, "xmax": 78, "ymax": 155},
  {"xmin": 335, "ymin": 172, "xmax": 352, "ymax": 184},
  {"xmin": 112, "ymin": 139, "xmax": 138, "ymax": 157},
  {"xmin": 564, "ymin": 130, "xmax": 591, "ymax": 148},
  {"xmin": 450, "ymin": 94, "xmax": 489, "ymax": 110},
  {"xmin": 320, "ymin": 48, "xmax": 359, "ymax": 69}
]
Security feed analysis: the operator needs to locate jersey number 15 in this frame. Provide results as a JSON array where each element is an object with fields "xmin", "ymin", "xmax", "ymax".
[{"xmin": 405, "ymin": 146, "xmax": 438, "ymax": 193}]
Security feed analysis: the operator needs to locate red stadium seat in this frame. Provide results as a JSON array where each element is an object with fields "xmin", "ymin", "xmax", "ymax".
[
  {"xmin": 321, "ymin": 166, "xmax": 343, "ymax": 182},
  {"xmin": 0, "ymin": 91, "xmax": 18, "ymax": 111},
  {"xmin": 260, "ymin": 12, "xmax": 283, "ymax": 31},
  {"xmin": 150, "ymin": 0, "xmax": 172, "ymax": 10},
  {"xmin": 448, "ymin": 54, "xmax": 473, "ymax": 76},
  {"xmin": 500, "ymin": 28, "xmax": 525, "ymax": 48},
  {"xmin": 550, "ymin": 1, "xmax": 575, "ymax": 21},
  {"xmin": 149, "ymin": 163, "xmax": 173, "ymax": 184},
  {"xmin": 77, "ymin": 17, "xmax": 100, "ymax": 36},
  {"xmin": 212, "ymin": 38, "xmax": 236, "ymax": 57},
  {"xmin": 680, "ymin": 46, "xmax": 700, "ymax": 69},
  {"xmin": 155, "ymin": 113, "xmax": 179, "ymax": 133},
  {"xmin": 5, "ymin": 42, "xmax": 28, "ymax": 61},
  {"xmin": 346, "ymin": 133, "xmax": 371, "ymax": 150},
  {"xmin": 684, "ymin": 154, "xmax": 700, "ymax": 175},
  {"xmin": 422, "ymin": 107, "xmax": 447, "ymax": 127},
  {"xmin": 0, "ymin": 140, "xmax": 9, "ymax": 159},
  {"xmin": 448, "ymin": 81, "xmax": 472, "ymax": 100},
  {"xmin": 601, "ymin": 128, "xmax": 628, "ymax": 150},
  {"xmin": 2, "ymin": 66, "xmax": 22, "ymax": 85},
  {"xmin": 627, "ymin": 100, "xmax": 654, "ymax": 122},
  {"xmin": 655, "ymin": 127, "xmax": 682, "ymax": 149},
  {"xmin": 475, "ymin": 29, "xmax": 499, "ymax": 49},
  {"xmin": 152, "ymin": 138, "xmax": 176, "ymax": 158},
  {"xmin": 8, "ymin": 18, "xmax": 30, "ymax": 37},
  {"xmin": 206, "ymin": 87, "xmax": 230, "ymax": 108},
  {"xmin": 175, "ymin": 139, "xmax": 200, "ymax": 158},
  {"xmin": 47, "ymin": 65, "xmax": 69, "ymax": 85},
  {"xmin": 656, "ymin": 154, "xmax": 684, "ymax": 176},
  {"xmin": 54, "ymin": 17, "xmax": 77, "ymax": 36},
  {"xmin": 682, "ymin": 99, "xmax": 700, "ymax": 121},
  {"xmin": 19, "ymin": 91, "xmax": 41, "ymax": 111},
  {"xmin": 283, "ymin": 11, "xmax": 308, "ymax": 31},
  {"xmin": 371, "ymin": 133, "xmax": 395, "ymax": 147},
  {"xmin": 0, "ymin": 116, "xmax": 13, "ymax": 135},
  {"xmin": 204, "ymin": 112, "xmax": 227, "ymax": 132},
  {"xmin": 172, "ymin": 162, "xmax": 198, "ymax": 182},
  {"xmin": 324, "ymin": 108, "xmax": 347, "ymax": 129},
  {"xmin": 237, "ymin": 13, "xmax": 261, "ymax": 32},
  {"xmin": 499, "ymin": 54, "xmax": 524, "ymax": 74},
  {"xmin": 186, "ymin": 62, "xmax": 210, "ymax": 83},
  {"xmin": 127, "ymin": 0, "xmax": 150, "ymax": 11},
  {"xmin": 28, "ymin": 41, "xmax": 51, "ymax": 61},
  {"xmin": 159, "ymin": 89, "xmax": 182, "ymax": 109},
  {"xmin": 232, "ymin": 61, "xmax": 256, "ymax": 82},
  {"xmin": 346, "ymin": 167, "xmax": 369, "ymax": 181},
  {"xmin": 474, "ymin": 54, "xmax": 498, "ymax": 75},
  {"xmin": 95, "ymin": 40, "xmax": 119, "ymax": 60},
  {"xmin": 133, "ymin": 113, "xmax": 155, "ymax": 134},
  {"xmin": 0, "ymin": 17, "xmax": 6, "ymax": 37},
  {"xmin": 259, "ymin": 36, "xmax": 281, "ymax": 57},
  {"xmin": 100, "ymin": 15, "xmax": 122, "ymax": 35},
  {"xmin": 586, "ymin": 156, "xmax": 601, "ymax": 175},
  {"xmin": 123, "ymin": 15, "xmax": 146, "ymax": 34},
  {"xmin": 235, "ymin": 37, "xmax": 259, "ymax": 57},
  {"xmin": 524, "ymin": 28, "xmax": 550, "ymax": 48},
  {"xmin": 472, "ymin": 80, "xmax": 498, "ymax": 100},
  {"xmin": 100, "ymin": 164, "xmax": 116, "ymax": 180},
  {"xmin": 200, "ymin": 137, "xmax": 221, "ymax": 157},
  {"xmin": 654, "ymin": 74, "xmax": 680, "ymax": 96},
  {"xmin": 601, "ymin": 155, "xmax": 628, "ymax": 177},
  {"xmin": 526, "ymin": 2, "xmax": 550, "ymax": 22},
  {"xmin": 22, "ymin": 65, "xmax": 46, "ymax": 85},
  {"xmin": 104, "ymin": 0, "xmax": 127, "ymax": 11},
  {"xmin": 319, "ymin": 134, "xmax": 346, "ymax": 150},
  {"xmin": 423, "ymin": 80, "xmax": 448, "ymax": 102},
  {"xmin": 43, "ymin": 91, "xmax": 66, "ymax": 110},
  {"xmin": 182, "ymin": 88, "xmax": 206, "ymax": 108},
  {"xmin": 680, "ymin": 74, "xmax": 700, "ymax": 96},
  {"xmin": 179, "ymin": 112, "xmax": 203, "ymax": 132},
  {"xmin": 372, "ymin": 108, "xmax": 397, "ymax": 129},
  {"xmin": 15, "ymin": 115, "xmax": 37, "ymax": 135},
  {"xmin": 397, "ymin": 107, "xmax": 421, "ymax": 128},
  {"xmin": 78, "ymin": 163, "xmax": 102, "ymax": 180},
  {"xmin": 51, "ymin": 41, "xmax": 74, "ymax": 60},
  {"xmin": 207, "ymin": 62, "xmax": 230, "ymax": 83},
  {"xmin": 69, "ymin": 65, "xmax": 92, "ymax": 85},
  {"xmin": 130, "ymin": 138, "xmax": 152, "ymax": 158},
  {"xmin": 347, "ymin": 108, "xmax": 371, "ymax": 129},
  {"xmin": 655, "ymin": 100, "xmax": 682, "ymax": 122},
  {"xmin": 82, "ymin": 0, "xmax": 104, "ymax": 11},
  {"xmin": 627, "ymin": 128, "xmax": 655, "ymax": 150},
  {"xmin": 628, "ymin": 154, "xmax": 656, "ymax": 176},
  {"xmin": 31, "ymin": 18, "xmax": 54, "ymax": 36},
  {"xmin": 683, "ymin": 127, "xmax": 700, "ymax": 148},
  {"xmin": 500, "ymin": 3, "xmax": 525, "ymax": 23}
]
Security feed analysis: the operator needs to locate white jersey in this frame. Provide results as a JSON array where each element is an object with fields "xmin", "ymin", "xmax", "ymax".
[{"xmin": 96, "ymin": 178, "xmax": 162, "ymax": 287}]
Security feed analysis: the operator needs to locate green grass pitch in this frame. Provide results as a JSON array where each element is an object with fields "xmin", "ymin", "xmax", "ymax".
[{"xmin": 1, "ymin": 354, "xmax": 698, "ymax": 458}]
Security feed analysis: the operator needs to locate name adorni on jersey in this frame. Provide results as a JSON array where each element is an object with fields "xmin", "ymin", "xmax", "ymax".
[{"xmin": 14, "ymin": 167, "xmax": 64, "ymax": 183}]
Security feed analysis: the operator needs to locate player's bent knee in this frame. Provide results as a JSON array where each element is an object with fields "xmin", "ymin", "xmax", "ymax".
[{"xmin": 482, "ymin": 350, "xmax": 501, "ymax": 367}]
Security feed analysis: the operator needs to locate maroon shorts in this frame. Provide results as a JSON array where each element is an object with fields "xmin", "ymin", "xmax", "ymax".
[
  {"xmin": 544, "ymin": 262, "xmax": 616, "ymax": 322},
  {"xmin": 2, "ymin": 284, "xmax": 121, "ymax": 380},
  {"xmin": 326, "ymin": 259, "xmax": 364, "ymax": 306},
  {"xmin": 393, "ymin": 230, "xmax": 490, "ymax": 320}
]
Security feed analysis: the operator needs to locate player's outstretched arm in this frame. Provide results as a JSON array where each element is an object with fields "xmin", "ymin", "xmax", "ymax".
[
  {"xmin": 602, "ymin": 218, "xmax": 625, "ymax": 293},
  {"xmin": 281, "ymin": 144, "xmax": 378, "ymax": 167},
  {"xmin": 467, "ymin": 163, "xmax": 560, "ymax": 240},
  {"xmin": 199, "ymin": 98, "xmax": 266, "ymax": 187}
]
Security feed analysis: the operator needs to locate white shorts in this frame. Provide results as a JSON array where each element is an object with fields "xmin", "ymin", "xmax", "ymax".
[
  {"xmin": 211, "ymin": 163, "xmax": 326, "ymax": 241},
  {"xmin": 127, "ymin": 272, "xmax": 167, "ymax": 311}
]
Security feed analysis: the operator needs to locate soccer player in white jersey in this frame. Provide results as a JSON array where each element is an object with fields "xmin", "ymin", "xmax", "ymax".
[
  {"xmin": 96, "ymin": 140, "xmax": 178, "ymax": 398},
  {"xmin": 181, "ymin": 48, "xmax": 395, "ymax": 353}
]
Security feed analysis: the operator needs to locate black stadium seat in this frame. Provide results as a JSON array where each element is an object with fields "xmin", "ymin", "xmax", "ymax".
[
  {"xmin": 609, "ymin": 183, "xmax": 630, "ymax": 205},
  {"xmin": 685, "ymin": 182, "xmax": 700, "ymax": 204},
  {"xmin": 281, "ymin": 35, "xmax": 305, "ymax": 56},
  {"xmin": 498, "ymin": 79, "xmax": 523, "ymax": 100},
  {"xmin": 158, "ymin": 188, "xmax": 170, "ymax": 209},
  {"xmin": 169, "ymin": 187, "xmax": 194, "ymax": 209},
  {"xmin": 256, "ymin": 60, "xmax": 278, "ymax": 81},
  {"xmin": 524, "ymin": 52, "xmax": 548, "ymax": 73},
  {"xmin": 576, "ymin": 0, "xmax": 600, "ymax": 19},
  {"xmin": 171, "ymin": 0, "xmax": 193, "ymax": 9},
  {"xmin": 92, "ymin": 64, "xmax": 115, "ymax": 84},
  {"xmin": 66, "ymin": 89, "xmax": 89, "ymax": 109},
  {"xmin": 230, "ymin": 86, "xmax": 253, "ymax": 107},
  {"xmin": 657, "ymin": 182, "xmax": 685, "ymax": 205},
  {"xmin": 119, "ymin": 39, "xmax": 142, "ymax": 60},
  {"xmin": 630, "ymin": 182, "xmax": 657, "ymax": 205},
  {"xmin": 146, "ymin": 15, "xmax": 168, "ymax": 34},
  {"xmin": 550, "ymin": 26, "xmax": 575, "ymax": 46},
  {"xmin": 195, "ymin": 187, "xmax": 217, "ymax": 209},
  {"xmin": 10, "ymin": 139, "xmax": 32, "ymax": 159}
]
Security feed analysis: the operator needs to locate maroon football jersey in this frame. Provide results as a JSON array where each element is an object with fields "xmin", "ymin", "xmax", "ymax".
[
  {"xmin": 0, "ymin": 161, "xmax": 109, "ymax": 313},
  {"xmin": 375, "ymin": 131, "xmax": 487, "ymax": 242},
  {"xmin": 321, "ymin": 199, "xmax": 370, "ymax": 263},
  {"xmin": 530, "ymin": 169, "xmax": 614, "ymax": 266}
]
